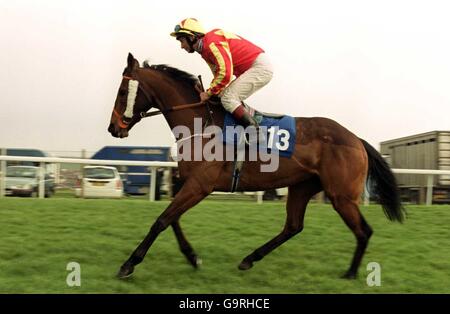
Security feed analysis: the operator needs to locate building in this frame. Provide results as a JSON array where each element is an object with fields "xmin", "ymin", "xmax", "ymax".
[{"xmin": 380, "ymin": 131, "xmax": 450, "ymax": 203}]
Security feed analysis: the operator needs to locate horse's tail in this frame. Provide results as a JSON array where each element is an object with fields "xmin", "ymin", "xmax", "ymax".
[{"xmin": 360, "ymin": 139, "xmax": 405, "ymax": 222}]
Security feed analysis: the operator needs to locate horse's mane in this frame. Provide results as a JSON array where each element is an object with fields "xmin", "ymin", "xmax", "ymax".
[{"xmin": 143, "ymin": 61, "xmax": 198, "ymax": 88}]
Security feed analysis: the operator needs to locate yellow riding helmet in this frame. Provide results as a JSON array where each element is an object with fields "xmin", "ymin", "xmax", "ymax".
[{"xmin": 170, "ymin": 18, "xmax": 206, "ymax": 38}]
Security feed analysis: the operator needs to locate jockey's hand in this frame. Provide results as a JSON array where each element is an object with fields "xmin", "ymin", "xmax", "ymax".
[
  {"xmin": 195, "ymin": 83, "xmax": 203, "ymax": 94},
  {"xmin": 200, "ymin": 92, "xmax": 210, "ymax": 103}
]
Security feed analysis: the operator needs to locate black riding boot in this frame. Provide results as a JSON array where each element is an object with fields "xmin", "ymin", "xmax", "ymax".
[
  {"xmin": 237, "ymin": 110, "xmax": 265, "ymax": 147},
  {"xmin": 239, "ymin": 111, "xmax": 259, "ymax": 128}
]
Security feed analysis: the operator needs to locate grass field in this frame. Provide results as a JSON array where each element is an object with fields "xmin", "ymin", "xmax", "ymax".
[{"xmin": 0, "ymin": 196, "xmax": 449, "ymax": 294}]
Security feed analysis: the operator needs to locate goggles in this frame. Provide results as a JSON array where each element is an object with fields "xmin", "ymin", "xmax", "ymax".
[{"xmin": 174, "ymin": 25, "xmax": 192, "ymax": 33}]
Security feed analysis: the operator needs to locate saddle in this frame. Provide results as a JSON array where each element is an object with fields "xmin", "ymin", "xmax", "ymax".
[{"xmin": 207, "ymin": 98, "xmax": 295, "ymax": 192}]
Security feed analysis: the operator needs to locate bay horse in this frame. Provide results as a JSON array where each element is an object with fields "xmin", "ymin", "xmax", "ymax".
[{"xmin": 108, "ymin": 53, "xmax": 404, "ymax": 279}]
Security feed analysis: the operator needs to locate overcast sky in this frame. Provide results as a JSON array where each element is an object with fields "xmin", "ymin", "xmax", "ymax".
[{"xmin": 1, "ymin": 0, "xmax": 449, "ymax": 156}]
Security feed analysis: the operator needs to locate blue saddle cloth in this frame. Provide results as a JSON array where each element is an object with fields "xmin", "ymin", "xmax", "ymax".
[{"xmin": 223, "ymin": 113, "xmax": 296, "ymax": 158}]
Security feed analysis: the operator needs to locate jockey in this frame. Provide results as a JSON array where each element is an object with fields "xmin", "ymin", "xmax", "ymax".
[{"xmin": 170, "ymin": 18, "xmax": 274, "ymax": 128}]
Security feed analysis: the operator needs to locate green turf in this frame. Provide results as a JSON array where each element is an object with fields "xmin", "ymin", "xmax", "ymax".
[{"xmin": 0, "ymin": 197, "xmax": 448, "ymax": 293}]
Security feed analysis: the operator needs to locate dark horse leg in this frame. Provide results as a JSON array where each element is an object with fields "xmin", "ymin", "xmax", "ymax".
[
  {"xmin": 117, "ymin": 177, "xmax": 212, "ymax": 278},
  {"xmin": 172, "ymin": 220, "xmax": 201, "ymax": 268},
  {"xmin": 239, "ymin": 176, "xmax": 322, "ymax": 270},
  {"xmin": 329, "ymin": 195, "xmax": 373, "ymax": 279},
  {"xmin": 320, "ymin": 143, "xmax": 373, "ymax": 279}
]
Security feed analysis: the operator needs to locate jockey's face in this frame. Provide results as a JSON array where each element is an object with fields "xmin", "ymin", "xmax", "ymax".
[{"xmin": 178, "ymin": 36, "xmax": 195, "ymax": 53}]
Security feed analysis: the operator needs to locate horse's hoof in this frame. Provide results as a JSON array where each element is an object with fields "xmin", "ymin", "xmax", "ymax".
[
  {"xmin": 188, "ymin": 255, "xmax": 202, "ymax": 268},
  {"xmin": 117, "ymin": 264, "xmax": 134, "ymax": 279},
  {"xmin": 238, "ymin": 260, "xmax": 253, "ymax": 271},
  {"xmin": 341, "ymin": 271, "xmax": 357, "ymax": 279},
  {"xmin": 194, "ymin": 257, "xmax": 203, "ymax": 267}
]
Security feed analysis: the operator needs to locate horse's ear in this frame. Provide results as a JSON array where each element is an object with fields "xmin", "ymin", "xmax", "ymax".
[
  {"xmin": 127, "ymin": 52, "xmax": 138, "ymax": 71},
  {"xmin": 127, "ymin": 53, "xmax": 134, "ymax": 65}
]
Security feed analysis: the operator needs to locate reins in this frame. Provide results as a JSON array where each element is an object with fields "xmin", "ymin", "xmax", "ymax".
[{"xmin": 139, "ymin": 101, "xmax": 207, "ymax": 118}]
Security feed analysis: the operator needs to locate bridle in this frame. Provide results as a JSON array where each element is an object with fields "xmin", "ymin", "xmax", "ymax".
[{"xmin": 113, "ymin": 75, "xmax": 208, "ymax": 129}]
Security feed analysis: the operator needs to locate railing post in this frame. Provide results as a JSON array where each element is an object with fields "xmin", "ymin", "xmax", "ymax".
[
  {"xmin": 364, "ymin": 185, "xmax": 370, "ymax": 206},
  {"xmin": 80, "ymin": 150, "xmax": 86, "ymax": 198},
  {"xmin": 256, "ymin": 191, "xmax": 263, "ymax": 204},
  {"xmin": 315, "ymin": 191, "xmax": 325, "ymax": 204},
  {"xmin": 167, "ymin": 169, "xmax": 173, "ymax": 200},
  {"xmin": 0, "ymin": 148, "xmax": 6, "ymax": 198},
  {"xmin": 39, "ymin": 162, "xmax": 45, "ymax": 199},
  {"xmin": 149, "ymin": 167, "xmax": 157, "ymax": 202},
  {"xmin": 426, "ymin": 174, "xmax": 433, "ymax": 206}
]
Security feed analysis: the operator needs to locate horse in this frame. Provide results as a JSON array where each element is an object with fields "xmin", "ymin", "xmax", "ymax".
[{"xmin": 108, "ymin": 53, "xmax": 404, "ymax": 279}]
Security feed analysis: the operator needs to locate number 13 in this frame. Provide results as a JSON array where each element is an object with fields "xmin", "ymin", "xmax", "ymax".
[{"xmin": 267, "ymin": 127, "xmax": 290, "ymax": 151}]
